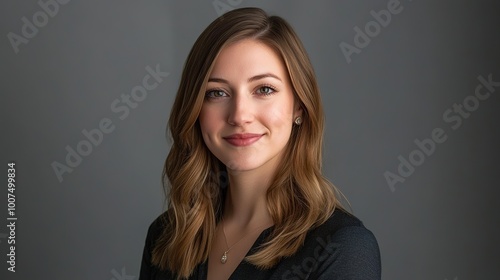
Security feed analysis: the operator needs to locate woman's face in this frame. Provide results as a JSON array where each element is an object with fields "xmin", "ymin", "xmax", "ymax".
[{"xmin": 199, "ymin": 39, "xmax": 301, "ymax": 173}]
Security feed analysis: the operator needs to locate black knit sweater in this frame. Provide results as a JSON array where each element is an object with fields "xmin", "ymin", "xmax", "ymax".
[{"xmin": 139, "ymin": 209, "xmax": 381, "ymax": 280}]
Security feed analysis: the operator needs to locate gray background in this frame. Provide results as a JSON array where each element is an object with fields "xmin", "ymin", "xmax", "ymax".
[{"xmin": 1, "ymin": 0, "xmax": 499, "ymax": 279}]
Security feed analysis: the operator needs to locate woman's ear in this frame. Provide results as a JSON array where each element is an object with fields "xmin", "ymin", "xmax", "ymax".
[{"xmin": 293, "ymin": 100, "xmax": 303, "ymax": 119}]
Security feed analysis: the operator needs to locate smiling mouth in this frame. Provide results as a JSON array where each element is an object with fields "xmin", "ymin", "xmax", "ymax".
[{"xmin": 223, "ymin": 133, "xmax": 263, "ymax": 147}]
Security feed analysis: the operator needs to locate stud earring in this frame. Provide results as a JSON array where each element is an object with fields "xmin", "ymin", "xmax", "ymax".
[{"xmin": 294, "ymin": 116, "xmax": 302, "ymax": 125}]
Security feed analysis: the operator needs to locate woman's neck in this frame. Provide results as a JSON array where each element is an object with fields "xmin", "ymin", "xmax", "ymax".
[{"xmin": 223, "ymin": 167, "xmax": 275, "ymax": 229}]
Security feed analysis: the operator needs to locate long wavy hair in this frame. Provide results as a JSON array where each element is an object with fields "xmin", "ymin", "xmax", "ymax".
[{"xmin": 152, "ymin": 7, "xmax": 341, "ymax": 279}]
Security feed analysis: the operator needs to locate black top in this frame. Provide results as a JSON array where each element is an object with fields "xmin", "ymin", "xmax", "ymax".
[{"xmin": 139, "ymin": 209, "xmax": 381, "ymax": 279}]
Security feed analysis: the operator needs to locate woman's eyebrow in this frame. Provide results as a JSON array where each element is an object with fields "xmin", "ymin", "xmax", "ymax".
[
  {"xmin": 208, "ymin": 73, "xmax": 282, "ymax": 84},
  {"xmin": 248, "ymin": 73, "xmax": 282, "ymax": 83}
]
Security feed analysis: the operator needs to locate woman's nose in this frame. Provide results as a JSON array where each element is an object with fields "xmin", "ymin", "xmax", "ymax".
[{"xmin": 227, "ymin": 93, "xmax": 254, "ymax": 126}]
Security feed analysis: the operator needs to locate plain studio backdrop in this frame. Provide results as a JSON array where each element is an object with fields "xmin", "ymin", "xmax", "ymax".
[{"xmin": 1, "ymin": 0, "xmax": 499, "ymax": 279}]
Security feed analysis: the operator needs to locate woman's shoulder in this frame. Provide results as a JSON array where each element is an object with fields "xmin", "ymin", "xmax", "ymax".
[
  {"xmin": 309, "ymin": 207, "xmax": 379, "ymax": 252},
  {"xmin": 140, "ymin": 212, "xmax": 179, "ymax": 279},
  {"xmin": 146, "ymin": 211, "xmax": 170, "ymax": 240},
  {"xmin": 142, "ymin": 211, "xmax": 171, "ymax": 255},
  {"xmin": 301, "ymin": 207, "xmax": 381, "ymax": 278},
  {"xmin": 316, "ymin": 207, "xmax": 370, "ymax": 233}
]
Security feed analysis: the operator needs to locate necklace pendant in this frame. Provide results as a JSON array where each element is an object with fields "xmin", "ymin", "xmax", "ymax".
[{"xmin": 221, "ymin": 251, "xmax": 228, "ymax": 264}]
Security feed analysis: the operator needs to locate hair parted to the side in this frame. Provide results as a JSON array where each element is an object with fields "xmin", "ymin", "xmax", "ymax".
[{"xmin": 152, "ymin": 7, "xmax": 342, "ymax": 279}]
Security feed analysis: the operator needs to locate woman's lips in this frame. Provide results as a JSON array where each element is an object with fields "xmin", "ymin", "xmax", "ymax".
[{"xmin": 223, "ymin": 133, "xmax": 263, "ymax": 147}]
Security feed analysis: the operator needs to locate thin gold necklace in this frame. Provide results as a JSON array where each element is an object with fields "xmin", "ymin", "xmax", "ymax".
[{"xmin": 220, "ymin": 218, "xmax": 269, "ymax": 264}]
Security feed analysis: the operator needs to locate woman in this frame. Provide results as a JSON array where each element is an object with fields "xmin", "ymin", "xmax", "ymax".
[{"xmin": 140, "ymin": 7, "xmax": 380, "ymax": 280}]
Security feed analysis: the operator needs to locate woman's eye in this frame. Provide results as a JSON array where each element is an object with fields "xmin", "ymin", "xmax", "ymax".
[
  {"xmin": 256, "ymin": 86, "xmax": 276, "ymax": 95},
  {"xmin": 206, "ymin": 90, "xmax": 227, "ymax": 98}
]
